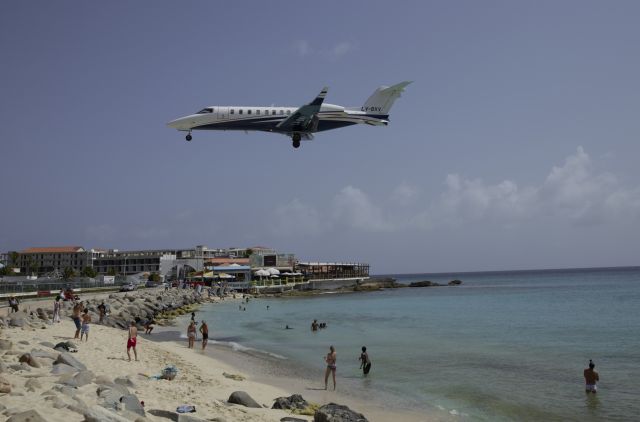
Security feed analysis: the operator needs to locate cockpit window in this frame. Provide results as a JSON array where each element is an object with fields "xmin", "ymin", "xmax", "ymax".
[{"xmin": 196, "ymin": 108, "xmax": 214, "ymax": 114}]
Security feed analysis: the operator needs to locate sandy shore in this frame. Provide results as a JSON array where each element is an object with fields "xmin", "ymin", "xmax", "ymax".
[{"xmin": 0, "ymin": 317, "xmax": 308, "ymax": 421}]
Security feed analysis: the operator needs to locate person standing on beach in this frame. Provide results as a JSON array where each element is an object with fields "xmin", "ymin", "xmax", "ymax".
[
  {"xmin": 53, "ymin": 296, "xmax": 61, "ymax": 323},
  {"xmin": 584, "ymin": 360, "xmax": 600, "ymax": 393},
  {"xmin": 80, "ymin": 309, "xmax": 91, "ymax": 341},
  {"xmin": 72, "ymin": 301, "xmax": 83, "ymax": 339},
  {"xmin": 97, "ymin": 301, "xmax": 107, "ymax": 324},
  {"xmin": 187, "ymin": 321, "xmax": 196, "ymax": 349},
  {"xmin": 359, "ymin": 346, "xmax": 372, "ymax": 375},
  {"xmin": 127, "ymin": 321, "xmax": 138, "ymax": 361},
  {"xmin": 199, "ymin": 321, "xmax": 209, "ymax": 350},
  {"xmin": 324, "ymin": 345, "xmax": 337, "ymax": 390}
]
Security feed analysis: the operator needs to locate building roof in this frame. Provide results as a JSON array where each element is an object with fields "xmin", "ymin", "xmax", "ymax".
[
  {"xmin": 205, "ymin": 257, "xmax": 250, "ymax": 265},
  {"xmin": 22, "ymin": 246, "xmax": 86, "ymax": 253}
]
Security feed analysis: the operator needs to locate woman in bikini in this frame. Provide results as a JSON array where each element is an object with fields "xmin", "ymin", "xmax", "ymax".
[{"xmin": 324, "ymin": 345, "xmax": 337, "ymax": 390}]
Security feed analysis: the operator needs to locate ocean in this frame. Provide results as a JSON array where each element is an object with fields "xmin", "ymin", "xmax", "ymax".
[{"xmin": 180, "ymin": 267, "xmax": 640, "ymax": 421}]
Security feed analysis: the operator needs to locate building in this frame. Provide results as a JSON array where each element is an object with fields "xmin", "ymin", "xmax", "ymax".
[
  {"xmin": 296, "ymin": 262, "xmax": 370, "ymax": 280},
  {"xmin": 249, "ymin": 248, "xmax": 296, "ymax": 271},
  {"xmin": 14, "ymin": 246, "xmax": 102, "ymax": 276}
]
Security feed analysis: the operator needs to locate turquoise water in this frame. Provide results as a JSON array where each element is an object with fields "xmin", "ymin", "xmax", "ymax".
[{"xmin": 195, "ymin": 267, "xmax": 640, "ymax": 421}]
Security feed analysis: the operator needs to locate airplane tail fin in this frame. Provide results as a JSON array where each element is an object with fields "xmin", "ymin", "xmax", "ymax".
[{"xmin": 361, "ymin": 81, "xmax": 412, "ymax": 114}]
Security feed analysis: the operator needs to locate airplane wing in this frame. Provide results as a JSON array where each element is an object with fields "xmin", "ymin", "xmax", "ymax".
[{"xmin": 276, "ymin": 87, "xmax": 328, "ymax": 132}]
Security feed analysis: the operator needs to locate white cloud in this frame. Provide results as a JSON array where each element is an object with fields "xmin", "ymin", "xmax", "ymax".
[
  {"xmin": 272, "ymin": 198, "xmax": 323, "ymax": 236},
  {"xmin": 329, "ymin": 42, "xmax": 354, "ymax": 59},
  {"xmin": 293, "ymin": 40, "xmax": 311, "ymax": 57},
  {"xmin": 273, "ymin": 147, "xmax": 640, "ymax": 234},
  {"xmin": 332, "ymin": 186, "xmax": 393, "ymax": 232}
]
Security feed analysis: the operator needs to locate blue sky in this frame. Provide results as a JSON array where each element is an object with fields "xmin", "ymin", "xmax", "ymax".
[{"xmin": 1, "ymin": 1, "xmax": 639, "ymax": 273}]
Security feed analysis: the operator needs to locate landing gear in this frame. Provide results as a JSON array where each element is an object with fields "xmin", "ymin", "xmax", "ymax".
[
  {"xmin": 292, "ymin": 133, "xmax": 301, "ymax": 149},
  {"xmin": 185, "ymin": 132, "xmax": 192, "ymax": 142}
]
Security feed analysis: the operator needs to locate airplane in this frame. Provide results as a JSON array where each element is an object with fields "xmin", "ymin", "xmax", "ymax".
[{"xmin": 167, "ymin": 81, "xmax": 411, "ymax": 149}]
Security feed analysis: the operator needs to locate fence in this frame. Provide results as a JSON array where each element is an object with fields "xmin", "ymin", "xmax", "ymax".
[{"xmin": 0, "ymin": 277, "xmax": 121, "ymax": 295}]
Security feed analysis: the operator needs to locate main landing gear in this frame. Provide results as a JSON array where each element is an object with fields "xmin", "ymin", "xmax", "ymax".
[
  {"xmin": 292, "ymin": 132, "xmax": 301, "ymax": 149},
  {"xmin": 185, "ymin": 132, "xmax": 192, "ymax": 142}
]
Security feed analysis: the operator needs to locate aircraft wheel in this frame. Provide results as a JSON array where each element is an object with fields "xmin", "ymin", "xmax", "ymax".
[
  {"xmin": 293, "ymin": 140, "xmax": 301, "ymax": 149},
  {"xmin": 185, "ymin": 134, "xmax": 192, "ymax": 141}
]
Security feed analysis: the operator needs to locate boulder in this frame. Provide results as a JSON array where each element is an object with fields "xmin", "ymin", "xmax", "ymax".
[
  {"xmin": 272, "ymin": 394, "xmax": 310, "ymax": 411},
  {"xmin": 25, "ymin": 378, "xmax": 42, "ymax": 392},
  {"xmin": 83, "ymin": 405, "xmax": 134, "ymax": 422},
  {"xmin": 314, "ymin": 403, "xmax": 368, "ymax": 422},
  {"xmin": 59, "ymin": 370, "xmax": 94, "ymax": 387},
  {"xmin": 55, "ymin": 352, "xmax": 87, "ymax": 370},
  {"xmin": 30, "ymin": 349, "xmax": 59, "ymax": 360},
  {"xmin": 18, "ymin": 353, "xmax": 41, "ymax": 368},
  {"xmin": 51, "ymin": 363, "xmax": 78, "ymax": 375},
  {"xmin": 0, "ymin": 361, "xmax": 9, "ymax": 373},
  {"xmin": 0, "ymin": 374, "xmax": 11, "ymax": 393},
  {"xmin": 281, "ymin": 418, "xmax": 308, "ymax": 422},
  {"xmin": 18, "ymin": 340, "xmax": 30, "ymax": 345},
  {"xmin": 6, "ymin": 410, "xmax": 47, "ymax": 422},
  {"xmin": 9, "ymin": 316, "xmax": 27, "ymax": 327},
  {"xmin": 448, "ymin": 279, "xmax": 463, "ymax": 286},
  {"xmin": 9, "ymin": 363, "xmax": 31, "ymax": 372},
  {"xmin": 114, "ymin": 375, "xmax": 136, "ymax": 387},
  {"xmin": 408, "ymin": 280, "xmax": 440, "ymax": 287},
  {"xmin": 39, "ymin": 341, "xmax": 55, "ymax": 349},
  {"xmin": 0, "ymin": 339, "xmax": 13, "ymax": 350},
  {"xmin": 148, "ymin": 409, "xmax": 178, "ymax": 421},
  {"xmin": 120, "ymin": 394, "xmax": 145, "ymax": 416},
  {"xmin": 228, "ymin": 391, "xmax": 262, "ymax": 408},
  {"xmin": 94, "ymin": 375, "xmax": 114, "ymax": 385}
]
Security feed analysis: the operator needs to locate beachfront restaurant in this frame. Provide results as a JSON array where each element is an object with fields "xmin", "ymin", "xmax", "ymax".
[{"xmin": 209, "ymin": 264, "xmax": 251, "ymax": 290}]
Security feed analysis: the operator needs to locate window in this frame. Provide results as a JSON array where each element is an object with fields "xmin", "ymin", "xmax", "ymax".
[
  {"xmin": 196, "ymin": 108, "xmax": 213, "ymax": 114},
  {"xmin": 247, "ymin": 109, "xmax": 252, "ymax": 115},
  {"xmin": 239, "ymin": 109, "xmax": 243, "ymax": 115},
  {"xmin": 230, "ymin": 109, "xmax": 235, "ymax": 114},
  {"xmin": 279, "ymin": 110, "xmax": 284, "ymax": 115},
  {"xmin": 286, "ymin": 110, "xmax": 291, "ymax": 115},
  {"xmin": 256, "ymin": 110, "xmax": 261, "ymax": 115},
  {"xmin": 272, "ymin": 110, "xmax": 276, "ymax": 115}
]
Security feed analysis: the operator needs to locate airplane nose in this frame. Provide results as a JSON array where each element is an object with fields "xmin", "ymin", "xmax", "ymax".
[{"xmin": 167, "ymin": 118, "xmax": 183, "ymax": 129}]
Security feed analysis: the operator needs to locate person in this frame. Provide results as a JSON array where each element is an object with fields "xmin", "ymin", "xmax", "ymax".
[
  {"xmin": 53, "ymin": 296, "xmax": 61, "ymax": 323},
  {"xmin": 324, "ymin": 345, "xmax": 337, "ymax": 390},
  {"xmin": 187, "ymin": 321, "xmax": 196, "ymax": 349},
  {"xmin": 97, "ymin": 301, "xmax": 107, "ymax": 324},
  {"xmin": 80, "ymin": 309, "xmax": 91, "ymax": 341},
  {"xmin": 359, "ymin": 346, "xmax": 372, "ymax": 375},
  {"xmin": 8, "ymin": 296, "xmax": 19, "ymax": 313},
  {"xmin": 72, "ymin": 301, "xmax": 84, "ymax": 339},
  {"xmin": 266, "ymin": 305, "xmax": 270, "ymax": 310},
  {"xmin": 584, "ymin": 359, "xmax": 600, "ymax": 393},
  {"xmin": 311, "ymin": 319, "xmax": 319, "ymax": 331},
  {"xmin": 199, "ymin": 321, "xmax": 209, "ymax": 350},
  {"xmin": 144, "ymin": 318, "xmax": 155, "ymax": 334},
  {"xmin": 190, "ymin": 312, "xmax": 196, "ymax": 322},
  {"xmin": 127, "ymin": 321, "xmax": 138, "ymax": 361},
  {"xmin": 285, "ymin": 325, "xmax": 293, "ymax": 329}
]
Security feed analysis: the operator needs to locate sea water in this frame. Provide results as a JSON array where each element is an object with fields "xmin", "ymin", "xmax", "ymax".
[{"xmin": 192, "ymin": 267, "xmax": 640, "ymax": 421}]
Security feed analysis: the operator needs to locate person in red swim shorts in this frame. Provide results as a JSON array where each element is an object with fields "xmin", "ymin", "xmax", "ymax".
[{"xmin": 127, "ymin": 321, "xmax": 138, "ymax": 361}]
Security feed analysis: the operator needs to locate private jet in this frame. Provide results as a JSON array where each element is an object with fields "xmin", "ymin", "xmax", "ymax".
[{"xmin": 167, "ymin": 81, "xmax": 411, "ymax": 148}]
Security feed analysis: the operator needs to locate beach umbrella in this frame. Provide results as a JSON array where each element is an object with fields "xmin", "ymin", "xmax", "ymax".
[{"xmin": 267, "ymin": 268, "xmax": 280, "ymax": 276}]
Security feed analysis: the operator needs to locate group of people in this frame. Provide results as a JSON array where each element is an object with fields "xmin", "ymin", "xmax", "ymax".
[
  {"xmin": 187, "ymin": 312, "xmax": 209, "ymax": 350},
  {"xmin": 70, "ymin": 300, "xmax": 91, "ymax": 342},
  {"xmin": 311, "ymin": 319, "xmax": 328, "ymax": 331},
  {"xmin": 322, "ymin": 345, "xmax": 372, "ymax": 390}
]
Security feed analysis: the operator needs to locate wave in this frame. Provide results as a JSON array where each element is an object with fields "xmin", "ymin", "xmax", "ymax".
[{"xmin": 209, "ymin": 339, "xmax": 288, "ymax": 360}]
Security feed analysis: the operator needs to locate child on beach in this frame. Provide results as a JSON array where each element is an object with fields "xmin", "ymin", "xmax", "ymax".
[
  {"xmin": 359, "ymin": 346, "xmax": 372, "ymax": 375},
  {"xmin": 127, "ymin": 321, "xmax": 138, "ymax": 361}
]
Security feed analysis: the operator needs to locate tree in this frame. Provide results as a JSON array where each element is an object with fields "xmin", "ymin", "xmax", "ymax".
[
  {"xmin": 9, "ymin": 251, "xmax": 19, "ymax": 266},
  {"xmin": 0, "ymin": 266, "xmax": 15, "ymax": 276},
  {"xmin": 63, "ymin": 267, "xmax": 76, "ymax": 280},
  {"xmin": 148, "ymin": 272, "xmax": 161, "ymax": 282},
  {"xmin": 107, "ymin": 267, "xmax": 118, "ymax": 276},
  {"xmin": 81, "ymin": 267, "xmax": 97, "ymax": 278},
  {"xmin": 245, "ymin": 248, "xmax": 254, "ymax": 258}
]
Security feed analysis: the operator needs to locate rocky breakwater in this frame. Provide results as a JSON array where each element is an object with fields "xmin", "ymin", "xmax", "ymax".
[{"xmin": 409, "ymin": 279, "xmax": 463, "ymax": 287}]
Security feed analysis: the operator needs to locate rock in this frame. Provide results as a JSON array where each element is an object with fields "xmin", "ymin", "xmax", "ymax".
[
  {"xmin": 148, "ymin": 409, "xmax": 179, "ymax": 421},
  {"xmin": 18, "ymin": 353, "xmax": 41, "ymax": 368},
  {"xmin": 0, "ymin": 374, "xmax": 11, "ymax": 393},
  {"xmin": 55, "ymin": 352, "xmax": 87, "ymax": 370},
  {"xmin": 314, "ymin": 403, "xmax": 368, "ymax": 422},
  {"xmin": 222, "ymin": 372, "xmax": 245, "ymax": 381},
  {"xmin": 59, "ymin": 370, "xmax": 94, "ymax": 387},
  {"xmin": 408, "ymin": 280, "xmax": 441, "ymax": 287},
  {"xmin": 9, "ymin": 363, "xmax": 31, "ymax": 372},
  {"xmin": 30, "ymin": 349, "xmax": 59, "ymax": 360},
  {"xmin": 94, "ymin": 375, "xmax": 114, "ymax": 385},
  {"xmin": 0, "ymin": 339, "xmax": 13, "ymax": 350},
  {"xmin": 114, "ymin": 375, "xmax": 136, "ymax": 387},
  {"xmin": 51, "ymin": 384, "xmax": 78, "ymax": 397},
  {"xmin": 39, "ymin": 341, "xmax": 55, "ymax": 349},
  {"xmin": 448, "ymin": 279, "xmax": 463, "ymax": 286},
  {"xmin": 272, "ymin": 394, "xmax": 310, "ymax": 411},
  {"xmin": 178, "ymin": 415, "xmax": 212, "ymax": 422},
  {"xmin": 120, "ymin": 393, "xmax": 145, "ymax": 416},
  {"xmin": 228, "ymin": 391, "xmax": 262, "ymax": 408},
  {"xmin": 6, "ymin": 410, "xmax": 47, "ymax": 422},
  {"xmin": 0, "ymin": 361, "xmax": 9, "ymax": 373},
  {"xmin": 83, "ymin": 405, "xmax": 134, "ymax": 422},
  {"xmin": 51, "ymin": 363, "xmax": 78, "ymax": 375},
  {"xmin": 9, "ymin": 316, "xmax": 27, "ymax": 327},
  {"xmin": 25, "ymin": 378, "xmax": 42, "ymax": 392},
  {"xmin": 281, "ymin": 418, "xmax": 308, "ymax": 422},
  {"xmin": 18, "ymin": 340, "xmax": 30, "ymax": 345}
]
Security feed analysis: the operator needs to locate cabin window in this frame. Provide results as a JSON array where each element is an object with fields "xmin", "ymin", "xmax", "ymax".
[
  {"xmin": 239, "ymin": 109, "xmax": 243, "ymax": 115},
  {"xmin": 256, "ymin": 110, "xmax": 261, "ymax": 115},
  {"xmin": 247, "ymin": 109, "xmax": 252, "ymax": 115},
  {"xmin": 272, "ymin": 110, "xmax": 276, "ymax": 115},
  {"xmin": 230, "ymin": 109, "xmax": 234, "ymax": 114},
  {"xmin": 279, "ymin": 110, "xmax": 284, "ymax": 115},
  {"xmin": 286, "ymin": 110, "xmax": 291, "ymax": 115}
]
